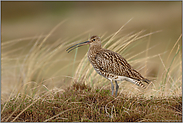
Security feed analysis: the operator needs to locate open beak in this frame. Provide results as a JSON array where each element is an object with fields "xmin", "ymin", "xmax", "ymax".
[{"xmin": 66, "ymin": 41, "xmax": 90, "ymax": 53}]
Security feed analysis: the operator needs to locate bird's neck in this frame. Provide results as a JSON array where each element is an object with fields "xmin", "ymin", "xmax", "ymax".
[{"xmin": 88, "ymin": 45, "xmax": 102, "ymax": 57}]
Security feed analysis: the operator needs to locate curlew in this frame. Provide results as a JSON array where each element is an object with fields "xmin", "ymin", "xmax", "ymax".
[{"xmin": 66, "ymin": 35, "xmax": 150, "ymax": 97}]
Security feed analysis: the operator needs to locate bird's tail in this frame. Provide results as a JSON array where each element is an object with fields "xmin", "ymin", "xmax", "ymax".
[
  {"xmin": 134, "ymin": 80, "xmax": 146, "ymax": 89},
  {"xmin": 142, "ymin": 78, "xmax": 151, "ymax": 84},
  {"xmin": 137, "ymin": 78, "xmax": 154, "ymax": 89}
]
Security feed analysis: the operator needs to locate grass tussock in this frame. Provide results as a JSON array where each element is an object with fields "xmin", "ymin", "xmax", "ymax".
[
  {"xmin": 1, "ymin": 20, "xmax": 182, "ymax": 122},
  {"xmin": 1, "ymin": 83, "xmax": 182, "ymax": 122}
]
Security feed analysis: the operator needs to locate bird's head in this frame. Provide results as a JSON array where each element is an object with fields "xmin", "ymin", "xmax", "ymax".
[{"xmin": 66, "ymin": 35, "xmax": 101, "ymax": 53}]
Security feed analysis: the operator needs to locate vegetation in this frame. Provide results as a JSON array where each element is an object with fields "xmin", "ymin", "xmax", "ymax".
[
  {"xmin": 1, "ymin": 2, "xmax": 182, "ymax": 122},
  {"xmin": 1, "ymin": 83, "xmax": 182, "ymax": 122},
  {"xmin": 1, "ymin": 21, "xmax": 182, "ymax": 122}
]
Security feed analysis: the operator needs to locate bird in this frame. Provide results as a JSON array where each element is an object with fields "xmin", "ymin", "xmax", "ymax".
[{"xmin": 66, "ymin": 35, "xmax": 150, "ymax": 97}]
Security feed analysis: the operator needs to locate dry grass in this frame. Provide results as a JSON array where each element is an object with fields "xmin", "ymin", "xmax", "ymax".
[
  {"xmin": 1, "ymin": 83, "xmax": 182, "ymax": 122},
  {"xmin": 1, "ymin": 20, "xmax": 182, "ymax": 122}
]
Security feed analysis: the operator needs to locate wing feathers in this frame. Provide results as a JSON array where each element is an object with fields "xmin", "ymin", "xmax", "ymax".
[{"xmin": 94, "ymin": 49, "xmax": 149, "ymax": 82}]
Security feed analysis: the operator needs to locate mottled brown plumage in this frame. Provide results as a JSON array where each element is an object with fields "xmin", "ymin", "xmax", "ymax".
[{"xmin": 66, "ymin": 35, "xmax": 150, "ymax": 96}]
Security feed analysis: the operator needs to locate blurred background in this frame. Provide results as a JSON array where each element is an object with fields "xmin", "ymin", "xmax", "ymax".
[
  {"xmin": 1, "ymin": 1, "xmax": 182, "ymax": 101},
  {"xmin": 2, "ymin": 1, "xmax": 181, "ymax": 40}
]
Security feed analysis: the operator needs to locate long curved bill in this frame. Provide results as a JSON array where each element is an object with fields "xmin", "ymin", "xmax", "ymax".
[{"xmin": 66, "ymin": 41, "xmax": 90, "ymax": 53}]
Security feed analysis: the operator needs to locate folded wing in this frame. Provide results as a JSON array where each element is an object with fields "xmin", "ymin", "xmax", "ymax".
[{"xmin": 94, "ymin": 49, "xmax": 150, "ymax": 83}]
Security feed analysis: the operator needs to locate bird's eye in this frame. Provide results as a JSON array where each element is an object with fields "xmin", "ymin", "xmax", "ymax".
[{"xmin": 93, "ymin": 39, "xmax": 95, "ymax": 41}]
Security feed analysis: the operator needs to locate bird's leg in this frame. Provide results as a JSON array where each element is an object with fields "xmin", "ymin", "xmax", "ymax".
[
  {"xmin": 115, "ymin": 81, "xmax": 119, "ymax": 97},
  {"xmin": 109, "ymin": 79, "xmax": 114, "ymax": 96}
]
